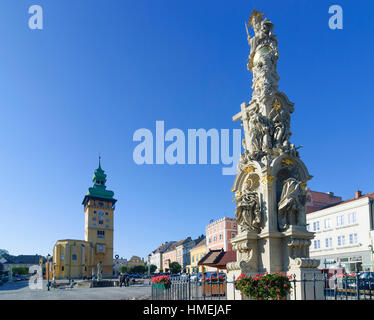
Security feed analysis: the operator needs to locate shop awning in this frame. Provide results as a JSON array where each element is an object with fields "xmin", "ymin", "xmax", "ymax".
[{"xmin": 197, "ymin": 249, "xmax": 236, "ymax": 270}]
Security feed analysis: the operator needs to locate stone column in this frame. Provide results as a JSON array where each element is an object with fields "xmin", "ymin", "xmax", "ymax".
[{"xmin": 227, "ymin": 9, "xmax": 323, "ymax": 300}]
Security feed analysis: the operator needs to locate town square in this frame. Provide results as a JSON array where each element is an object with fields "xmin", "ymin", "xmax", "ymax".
[{"xmin": 1, "ymin": 0, "xmax": 374, "ymax": 310}]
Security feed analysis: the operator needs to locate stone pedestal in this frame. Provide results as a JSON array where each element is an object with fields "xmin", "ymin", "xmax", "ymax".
[{"xmin": 288, "ymin": 260, "xmax": 324, "ymax": 300}]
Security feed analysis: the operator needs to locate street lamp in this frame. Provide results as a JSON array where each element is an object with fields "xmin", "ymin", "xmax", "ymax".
[{"xmin": 47, "ymin": 254, "xmax": 51, "ymax": 291}]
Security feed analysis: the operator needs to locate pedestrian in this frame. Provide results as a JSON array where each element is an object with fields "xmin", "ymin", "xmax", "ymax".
[{"xmin": 119, "ymin": 273, "xmax": 124, "ymax": 287}]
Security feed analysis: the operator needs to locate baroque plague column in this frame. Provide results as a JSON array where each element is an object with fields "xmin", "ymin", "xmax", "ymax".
[{"xmin": 226, "ymin": 10, "xmax": 323, "ymax": 300}]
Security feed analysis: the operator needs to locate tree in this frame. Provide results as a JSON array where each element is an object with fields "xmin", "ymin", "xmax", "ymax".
[
  {"xmin": 149, "ymin": 264, "xmax": 157, "ymax": 273},
  {"xmin": 169, "ymin": 262, "xmax": 181, "ymax": 274},
  {"xmin": 0, "ymin": 249, "xmax": 9, "ymax": 259},
  {"xmin": 119, "ymin": 265, "xmax": 128, "ymax": 273},
  {"xmin": 129, "ymin": 265, "xmax": 147, "ymax": 274},
  {"xmin": 12, "ymin": 266, "xmax": 29, "ymax": 276}
]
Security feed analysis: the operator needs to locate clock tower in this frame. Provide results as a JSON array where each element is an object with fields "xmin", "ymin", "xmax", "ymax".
[{"xmin": 82, "ymin": 157, "xmax": 117, "ymax": 278}]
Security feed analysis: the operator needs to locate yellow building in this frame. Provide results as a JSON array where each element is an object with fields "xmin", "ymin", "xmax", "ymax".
[
  {"xmin": 53, "ymin": 159, "xmax": 117, "ymax": 279},
  {"xmin": 186, "ymin": 237, "xmax": 207, "ymax": 274},
  {"xmin": 127, "ymin": 256, "xmax": 145, "ymax": 269}
]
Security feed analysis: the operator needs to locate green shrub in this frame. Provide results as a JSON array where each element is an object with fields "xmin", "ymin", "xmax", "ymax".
[
  {"xmin": 234, "ymin": 272, "xmax": 292, "ymax": 300},
  {"xmin": 12, "ymin": 266, "xmax": 29, "ymax": 276}
]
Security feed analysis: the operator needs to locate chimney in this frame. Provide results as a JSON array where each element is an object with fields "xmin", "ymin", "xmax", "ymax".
[{"xmin": 355, "ymin": 190, "xmax": 362, "ymax": 199}]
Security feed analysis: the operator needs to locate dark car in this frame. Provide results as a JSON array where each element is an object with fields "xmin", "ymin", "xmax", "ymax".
[{"xmin": 358, "ymin": 272, "xmax": 374, "ymax": 290}]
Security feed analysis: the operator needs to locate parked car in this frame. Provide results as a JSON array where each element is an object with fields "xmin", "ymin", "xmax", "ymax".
[
  {"xmin": 190, "ymin": 273, "xmax": 201, "ymax": 282},
  {"xmin": 356, "ymin": 272, "xmax": 374, "ymax": 290}
]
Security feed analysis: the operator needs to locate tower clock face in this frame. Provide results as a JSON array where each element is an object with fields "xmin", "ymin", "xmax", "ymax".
[{"xmin": 98, "ymin": 210, "xmax": 105, "ymax": 217}]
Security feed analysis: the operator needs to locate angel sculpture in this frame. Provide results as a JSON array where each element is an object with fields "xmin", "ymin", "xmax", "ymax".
[{"xmin": 278, "ymin": 178, "xmax": 306, "ymax": 230}]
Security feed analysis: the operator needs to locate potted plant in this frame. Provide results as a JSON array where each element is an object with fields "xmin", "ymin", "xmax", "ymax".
[
  {"xmin": 234, "ymin": 272, "xmax": 292, "ymax": 300},
  {"xmin": 151, "ymin": 275, "xmax": 171, "ymax": 290},
  {"xmin": 204, "ymin": 275, "xmax": 226, "ymax": 296}
]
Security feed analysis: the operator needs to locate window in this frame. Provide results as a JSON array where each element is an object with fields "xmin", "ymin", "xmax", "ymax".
[
  {"xmin": 61, "ymin": 254, "xmax": 64, "ymax": 261},
  {"xmin": 349, "ymin": 233, "xmax": 358, "ymax": 244},
  {"xmin": 94, "ymin": 211, "xmax": 97, "ymax": 214},
  {"xmin": 324, "ymin": 218, "xmax": 332, "ymax": 229},
  {"xmin": 97, "ymin": 230, "xmax": 105, "ymax": 239},
  {"xmin": 72, "ymin": 254, "xmax": 77, "ymax": 261},
  {"xmin": 348, "ymin": 212, "xmax": 357, "ymax": 224},
  {"xmin": 106, "ymin": 219, "xmax": 110, "ymax": 222},
  {"xmin": 313, "ymin": 221, "xmax": 320, "ymax": 231},
  {"xmin": 232, "ymin": 233, "xmax": 236, "ymax": 238},
  {"xmin": 99, "ymin": 202, "xmax": 104, "ymax": 207},
  {"xmin": 306, "ymin": 224, "xmax": 311, "ymax": 231},
  {"xmin": 92, "ymin": 217, "xmax": 96, "ymax": 221},
  {"xmin": 336, "ymin": 215, "xmax": 344, "ymax": 227},
  {"xmin": 219, "ymin": 234, "xmax": 223, "ymax": 240},
  {"xmin": 313, "ymin": 240, "xmax": 320, "ymax": 249},
  {"xmin": 325, "ymin": 237, "xmax": 333, "ymax": 248},
  {"xmin": 92, "ymin": 223, "xmax": 97, "ymax": 227},
  {"xmin": 214, "ymin": 236, "xmax": 217, "ymax": 242},
  {"xmin": 61, "ymin": 266, "xmax": 64, "ymax": 271},
  {"xmin": 105, "ymin": 212, "xmax": 109, "ymax": 215},
  {"xmin": 338, "ymin": 235, "xmax": 346, "ymax": 246},
  {"xmin": 98, "ymin": 245, "xmax": 104, "ymax": 252},
  {"xmin": 192, "ymin": 256, "xmax": 195, "ymax": 263}
]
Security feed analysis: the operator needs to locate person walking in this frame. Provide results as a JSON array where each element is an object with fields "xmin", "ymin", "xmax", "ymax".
[{"xmin": 119, "ymin": 273, "xmax": 124, "ymax": 287}]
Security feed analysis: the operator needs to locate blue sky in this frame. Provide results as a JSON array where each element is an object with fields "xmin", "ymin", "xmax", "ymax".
[{"xmin": 0, "ymin": 0, "xmax": 373, "ymax": 260}]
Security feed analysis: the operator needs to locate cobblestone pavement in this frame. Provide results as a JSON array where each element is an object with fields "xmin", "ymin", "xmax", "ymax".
[{"xmin": 0, "ymin": 280, "xmax": 151, "ymax": 300}]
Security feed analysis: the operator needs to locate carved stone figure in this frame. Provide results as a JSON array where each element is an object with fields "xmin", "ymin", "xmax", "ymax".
[
  {"xmin": 234, "ymin": 186, "xmax": 262, "ymax": 233},
  {"xmin": 97, "ymin": 261, "xmax": 103, "ymax": 281},
  {"xmin": 269, "ymin": 106, "xmax": 291, "ymax": 148},
  {"xmin": 278, "ymin": 178, "xmax": 306, "ymax": 230}
]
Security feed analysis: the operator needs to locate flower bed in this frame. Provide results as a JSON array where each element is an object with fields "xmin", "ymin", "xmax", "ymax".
[
  {"xmin": 151, "ymin": 275, "xmax": 171, "ymax": 290},
  {"xmin": 234, "ymin": 272, "xmax": 292, "ymax": 300}
]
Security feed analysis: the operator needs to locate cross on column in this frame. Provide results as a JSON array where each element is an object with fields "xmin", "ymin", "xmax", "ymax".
[{"xmin": 233, "ymin": 102, "xmax": 255, "ymax": 151}]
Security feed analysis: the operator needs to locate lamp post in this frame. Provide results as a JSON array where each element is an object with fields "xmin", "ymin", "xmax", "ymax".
[{"xmin": 47, "ymin": 254, "xmax": 50, "ymax": 291}]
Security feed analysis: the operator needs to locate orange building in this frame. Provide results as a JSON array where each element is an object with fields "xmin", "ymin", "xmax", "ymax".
[{"xmin": 206, "ymin": 217, "xmax": 237, "ymax": 252}]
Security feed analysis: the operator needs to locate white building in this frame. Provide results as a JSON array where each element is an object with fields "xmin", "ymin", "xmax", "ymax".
[
  {"xmin": 148, "ymin": 241, "xmax": 175, "ymax": 273},
  {"xmin": 307, "ymin": 191, "xmax": 374, "ymax": 272},
  {"xmin": 113, "ymin": 257, "xmax": 128, "ymax": 276},
  {"xmin": 176, "ymin": 235, "xmax": 204, "ymax": 272}
]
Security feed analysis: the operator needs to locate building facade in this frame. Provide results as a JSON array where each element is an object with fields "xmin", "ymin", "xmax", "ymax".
[
  {"xmin": 113, "ymin": 257, "xmax": 128, "ymax": 276},
  {"xmin": 127, "ymin": 256, "xmax": 145, "ymax": 269},
  {"xmin": 1, "ymin": 254, "xmax": 45, "ymax": 272},
  {"xmin": 53, "ymin": 159, "xmax": 117, "ymax": 279},
  {"xmin": 206, "ymin": 217, "xmax": 237, "ymax": 251},
  {"xmin": 176, "ymin": 236, "xmax": 204, "ymax": 273},
  {"xmin": 186, "ymin": 236, "xmax": 207, "ymax": 274},
  {"xmin": 306, "ymin": 189, "xmax": 342, "ymax": 213},
  {"xmin": 162, "ymin": 238, "xmax": 191, "ymax": 272},
  {"xmin": 307, "ymin": 191, "xmax": 374, "ymax": 272},
  {"xmin": 148, "ymin": 242, "xmax": 175, "ymax": 273}
]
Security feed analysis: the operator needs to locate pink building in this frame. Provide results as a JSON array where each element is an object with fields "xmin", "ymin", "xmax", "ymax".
[{"xmin": 206, "ymin": 217, "xmax": 237, "ymax": 252}]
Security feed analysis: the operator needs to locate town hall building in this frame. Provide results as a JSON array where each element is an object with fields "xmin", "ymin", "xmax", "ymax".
[{"xmin": 53, "ymin": 159, "xmax": 116, "ymax": 279}]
